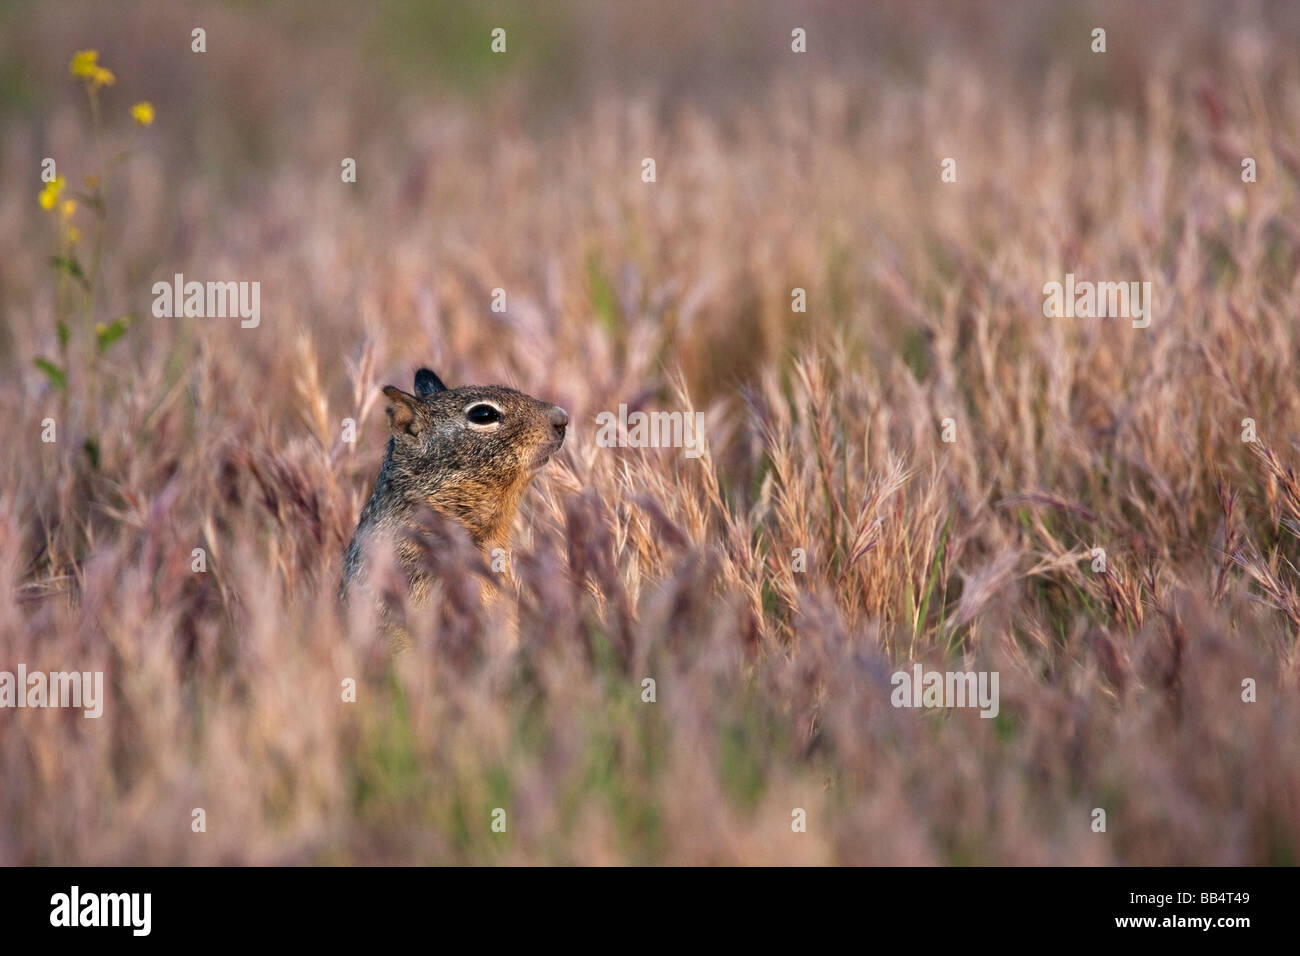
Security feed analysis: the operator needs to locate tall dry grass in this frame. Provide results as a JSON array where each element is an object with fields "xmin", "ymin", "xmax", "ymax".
[{"xmin": 0, "ymin": 0, "xmax": 1298, "ymax": 863}]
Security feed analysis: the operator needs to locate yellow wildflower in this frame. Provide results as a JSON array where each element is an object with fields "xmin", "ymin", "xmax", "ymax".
[
  {"xmin": 60, "ymin": 199, "xmax": 77, "ymax": 219},
  {"xmin": 91, "ymin": 66, "xmax": 115, "ymax": 89},
  {"xmin": 130, "ymin": 101, "xmax": 155, "ymax": 126},
  {"xmin": 69, "ymin": 50, "xmax": 99, "ymax": 78},
  {"xmin": 38, "ymin": 176, "xmax": 66, "ymax": 211}
]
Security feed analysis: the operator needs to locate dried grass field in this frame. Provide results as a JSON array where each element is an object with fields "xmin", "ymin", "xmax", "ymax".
[{"xmin": 1, "ymin": 0, "xmax": 1299, "ymax": 864}]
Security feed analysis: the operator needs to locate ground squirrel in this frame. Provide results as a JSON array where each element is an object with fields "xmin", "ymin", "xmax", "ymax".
[{"xmin": 340, "ymin": 367, "xmax": 567, "ymax": 608}]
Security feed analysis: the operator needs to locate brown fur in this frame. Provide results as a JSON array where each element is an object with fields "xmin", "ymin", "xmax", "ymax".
[{"xmin": 340, "ymin": 368, "xmax": 567, "ymax": 611}]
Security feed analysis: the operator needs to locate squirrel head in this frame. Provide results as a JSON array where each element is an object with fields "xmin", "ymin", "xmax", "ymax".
[{"xmin": 379, "ymin": 368, "xmax": 568, "ymax": 551}]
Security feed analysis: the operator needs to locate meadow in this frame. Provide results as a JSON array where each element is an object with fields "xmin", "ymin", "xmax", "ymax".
[{"xmin": 1, "ymin": 0, "xmax": 1298, "ymax": 864}]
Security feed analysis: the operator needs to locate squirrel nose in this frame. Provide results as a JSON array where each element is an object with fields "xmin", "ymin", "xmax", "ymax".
[{"xmin": 548, "ymin": 405, "xmax": 568, "ymax": 439}]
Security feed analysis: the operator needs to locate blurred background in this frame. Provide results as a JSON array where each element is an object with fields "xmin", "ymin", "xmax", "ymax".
[
  {"xmin": 3, "ymin": 0, "xmax": 1296, "ymax": 405},
  {"xmin": 2, "ymin": 1, "xmax": 1299, "ymax": 865}
]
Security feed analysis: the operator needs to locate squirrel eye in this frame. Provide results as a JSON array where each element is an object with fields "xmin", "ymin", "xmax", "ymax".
[{"xmin": 466, "ymin": 403, "xmax": 502, "ymax": 425}]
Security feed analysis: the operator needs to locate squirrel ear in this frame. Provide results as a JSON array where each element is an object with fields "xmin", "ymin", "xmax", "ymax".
[
  {"xmin": 382, "ymin": 386, "xmax": 424, "ymax": 437},
  {"xmin": 414, "ymin": 368, "xmax": 447, "ymax": 398}
]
